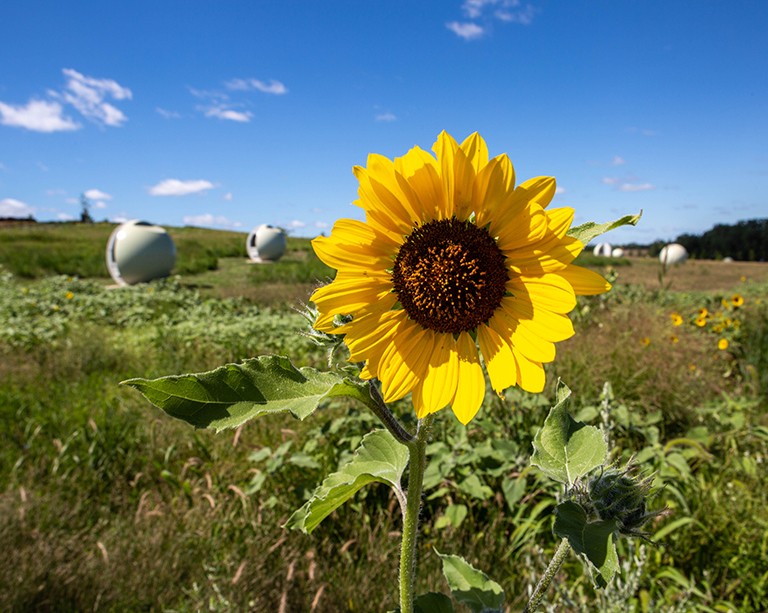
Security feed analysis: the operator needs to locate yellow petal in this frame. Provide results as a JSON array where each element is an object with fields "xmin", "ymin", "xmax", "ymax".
[
  {"xmin": 379, "ymin": 322, "xmax": 432, "ymax": 402},
  {"xmin": 516, "ymin": 176, "xmax": 557, "ymax": 209},
  {"xmin": 459, "ymin": 132, "xmax": 489, "ymax": 173},
  {"xmin": 311, "ymin": 277, "xmax": 396, "ymax": 319},
  {"xmin": 477, "ymin": 323, "xmax": 517, "ymax": 395},
  {"xmin": 545, "ymin": 207, "xmax": 575, "ymax": 239},
  {"xmin": 513, "ymin": 347, "xmax": 545, "ymax": 393},
  {"xmin": 312, "ymin": 232, "xmax": 393, "ymax": 272},
  {"xmin": 412, "ymin": 332, "xmax": 458, "ymax": 418},
  {"xmin": 501, "ymin": 298, "xmax": 575, "ymax": 342},
  {"xmin": 507, "ymin": 273, "xmax": 577, "ymax": 314},
  {"xmin": 559, "ymin": 265, "xmax": 612, "ymax": 295},
  {"xmin": 450, "ymin": 332, "xmax": 486, "ymax": 425}
]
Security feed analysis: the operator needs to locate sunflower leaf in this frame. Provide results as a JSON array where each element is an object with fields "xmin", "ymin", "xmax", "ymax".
[
  {"xmin": 553, "ymin": 501, "xmax": 619, "ymax": 588},
  {"xmin": 285, "ymin": 429, "xmax": 409, "ymax": 534},
  {"xmin": 435, "ymin": 550, "xmax": 505, "ymax": 612},
  {"xmin": 530, "ymin": 381, "xmax": 608, "ymax": 487},
  {"xmin": 567, "ymin": 211, "xmax": 643, "ymax": 246},
  {"xmin": 122, "ymin": 355, "xmax": 361, "ymax": 432}
]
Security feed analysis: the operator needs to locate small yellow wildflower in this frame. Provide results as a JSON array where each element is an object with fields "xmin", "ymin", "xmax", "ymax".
[
  {"xmin": 718, "ymin": 338, "xmax": 729, "ymax": 351},
  {"xmin": 669, "ymin": 334, "xmax": 679, "ymax": 344},
  {"xmin": 688, "ymin": 363, "xmax": 697, "ymax": 372},
  {"xmin": 731, "ymin": 294, "xmax": 744, "ymax": 308},
  {"xmin": 640, "ymin": 336, "xmax": 651, "ymax": 347},
  {"xmin": 670, "ymin": 313, "xmax": 683, "ymax": 326},
  {"xmin": 65, "ymin": 291, "xmax": 74, "ymax": 300},
  {"xmin": 694, "ymin": 316, "xmax": 707, "ymax": 327},
  {"xmin": 740, "ymin": 275, "xmax": 747, "ymax": 282},
  {"xmin": 697, "ymin": 307, "xmax": 709, "ymax": 318}
]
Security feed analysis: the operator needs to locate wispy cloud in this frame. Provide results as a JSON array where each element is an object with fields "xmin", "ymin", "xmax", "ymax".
[
  {"xmin": 58, "ymin": 69, "xmax": 131, "ymax": 127},
  {"xmin": 204, "ymin": 106, "xmax": 253, "ymax": 122},
  {"xmin": 0, "ymin": 69, "xmax": 131, "ymax": 132},
  {"xmin": 182, "ymin": 213, "xmax": 242, "ymax": 229},
  {"xmin": 611, "ymin": 155, "xmax": 626, "ymax": 166},
  {"xmin": 225, "ymin": 78, "xmax": 288, "ymax": 95},
  {"xmin": 375, "ymin": 111, "xmax": 397, "ymax": 122},
  {"xmin": 619, "ymin": 182, "xmax": 655, "ymax": 192},
  {"xmin": 156, "ymin": 107, "xmax": 181, "ymax": 119},
  {"xmin": 446, "ymin": 21, "xmax": 485, "ymax": 40},
  {"xmin": 0, "ymin": 198, "xmax": 35, "ymax": 217},
  {"xmin": 149, "ymin": 179, "xmax": 215, "ymax": 196},
  {"xmin": 448, "ymin": 0, "xmax": 536, "ymax": 39},
  {"xmin": 0, "ymin": 99, "xmax": 79, "ymax": 132},
  {"xmin": 286, "ymin": 219, "xmax": 306, "ymax": 230}
]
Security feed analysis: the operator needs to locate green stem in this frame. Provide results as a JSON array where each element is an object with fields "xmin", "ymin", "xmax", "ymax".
[
  {"xmin": 523, "ymin": 537, "xmax": 571, "ymax": 613},
  {"xmin": 399, "ymin": 414, "xmax": 433, "ymax": 613},
  {"xmin": 364, "ymin": 380, "xmax": 414, "ymax": 445}
]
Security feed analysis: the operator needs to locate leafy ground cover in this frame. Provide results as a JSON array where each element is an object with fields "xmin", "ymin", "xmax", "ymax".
[{"xmin": 1, "ymin": 243, "xmax": 767, "ymax": 611}]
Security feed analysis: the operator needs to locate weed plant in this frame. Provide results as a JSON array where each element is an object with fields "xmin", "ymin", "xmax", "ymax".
[{"xmin": 1, "ymin": 267, "xmax": 767, "ymax": 611}]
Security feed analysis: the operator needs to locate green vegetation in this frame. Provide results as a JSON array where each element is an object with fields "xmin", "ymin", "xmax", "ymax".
[
  {"xmin": 0, "ymin": 222, "xmax": 248, "ymax": 278},
  {"xmin": 1, "ymin": 234, "xmax": 767, "ymax": 611}
]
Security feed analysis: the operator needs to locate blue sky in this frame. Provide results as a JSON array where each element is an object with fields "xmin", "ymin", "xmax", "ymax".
[{"xmin": 1, "ymin": 1, "xmax": 766, "ymax": 244}]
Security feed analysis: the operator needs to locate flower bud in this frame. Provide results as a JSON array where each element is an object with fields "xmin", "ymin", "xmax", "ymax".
[{"xmin": 587, "ymin": 467, "xmax": 660, "ymax": 537}]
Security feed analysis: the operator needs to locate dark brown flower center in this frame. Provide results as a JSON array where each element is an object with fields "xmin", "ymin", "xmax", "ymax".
[{"xmin": 391, "ymin": 218, "xmax": 508, "ymax": 334}]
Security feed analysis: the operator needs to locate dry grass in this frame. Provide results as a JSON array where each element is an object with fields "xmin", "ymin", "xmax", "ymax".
[{"xmin": 609, "ymin": 257, "xmax": 768, "ymax": 292}]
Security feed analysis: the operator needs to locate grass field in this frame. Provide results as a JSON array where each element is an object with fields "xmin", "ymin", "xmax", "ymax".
[{"xmin": 1, "ymin": 223, "xmax": 767, "ymax": 611}]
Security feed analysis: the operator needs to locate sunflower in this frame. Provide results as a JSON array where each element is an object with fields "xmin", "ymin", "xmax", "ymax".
[{"xmin": 310, "ymin": 131, "xmax": 610, "ymax": 424}]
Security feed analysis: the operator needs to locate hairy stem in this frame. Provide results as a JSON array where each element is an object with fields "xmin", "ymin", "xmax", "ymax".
[
  {"xmin": 366, "ymin": 379, "xmax": 414, "ymax": 445},
  {"xmin": 399, "ymin": 414, "xmax": 433, "ymax": 613},
  {"xmin": 523, "ymin": 537, "xmax": 571, "ymax": 613}
]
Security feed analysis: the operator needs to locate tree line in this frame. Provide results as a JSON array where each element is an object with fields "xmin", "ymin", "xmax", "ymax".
[{"xmin": 619, "ymin": 218, "xmax": 767, "ymax": 261}]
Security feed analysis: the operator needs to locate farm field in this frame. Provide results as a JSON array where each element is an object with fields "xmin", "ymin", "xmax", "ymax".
[{"xmin": 1, "ymin": 224, "xmax": 767, "ymax": 611}]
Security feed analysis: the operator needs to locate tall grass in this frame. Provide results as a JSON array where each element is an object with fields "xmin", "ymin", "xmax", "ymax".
[{"xmin": 1, "ymin": 259, "xmax": 767, "ymax": 610}]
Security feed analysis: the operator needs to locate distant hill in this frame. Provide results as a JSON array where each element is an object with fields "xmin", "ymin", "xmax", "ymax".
[{"xmin": 0, "ymin": 222, "xmax": 254, "ymax": 278}]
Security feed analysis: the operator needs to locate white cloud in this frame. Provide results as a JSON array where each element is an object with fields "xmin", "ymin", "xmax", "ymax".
[
  {"xmin": 204, "ymin": 106, "xmax": 253, "ymax": 122},
  {"xmin": 375, "ymin": 112, "xmax": 397, "ymax": 122},
  {"xmin": 149, "ymin": 179, "xmax": 215, "ymax": 196},
  {"xmin": 84, "ymin": 188, "xmax": 112, "ymax": 200},
  {"xmin": 555, "ymin": 186, "xmax": 566, "ymax": 194},
  {"xmin": 446, "ymin": 21, "xmax": 485, "ymax": 40},
  {"xmin": 225, "ymin": 78, "xmax": 288, "ymax": 95},
  {"xmin": 182, "ymin": 213, "xmax": 242, "ymax": 229},
  {"xmin": 94, "ymin": 201, "xmax": 108, "ymax": 209},
  {"xmin": 156, "ymin": 107, "xmax": 181, "ymax": 119},
  {"xmin": 602, "ymin": 177, "xmax": 621, "ymax": 185},
  {"xmin": 495, "ymin": 3, "xmax": 535, "ymax": 25},
  {"xmin": 57, "ymin": 212, "xmax": 75, "ymax": 221},
  {"xmin": 314, "ymin": 221, "xmax": 329, "ymax": 229},
  {"xmin": 611, "ymin": 155, "xmax": 626, "ymax": 166},
  {"xmin": 0, "ymin": 99, "xmax": 79, "ymax": 132},
  {"xmin": 459, "ymin": 0, "xmax": 536, "ymax": 26},
  {"xmin": 223, "ymin": 192, "xmax": 233, "ymax": 201},
  {"xmin": 287, "ymin": 219, "xmax": 306, "ymax": 229},
  {"xmin": 619, "ymin": 183, "xmax": 655, "ymax": 192},
  {"xmin": 0, "ymin": 198, "xmax": 35, "ymax": 217},
  {"xmin": 59, "ymin": 68, "xmax": 132, "ymax": 127}
]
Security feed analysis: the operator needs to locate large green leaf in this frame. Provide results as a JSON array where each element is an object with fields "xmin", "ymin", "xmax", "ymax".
[
  {"xmin": 286, "ymin": 429, "xmax": 409, "ymax": 534},
  {"xmin": 568, "ymin": 211, "xmax": 642, "ymax": 247},
  {"xmin": 531, "ymin": 382, "xmax": 607, "ymax": 487},
  {"xmin": 435, "ymin": 551, "xmax": 505, "ymax": 613},
  {"xmin": 553, "ymin": 501, "xmax": 619, "ymax": 588},
  {"xmin": 122, "ymin": 355, "xmax": 364, "ymax": 432}
]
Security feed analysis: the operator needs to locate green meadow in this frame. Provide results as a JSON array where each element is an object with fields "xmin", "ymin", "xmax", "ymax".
[{"xmin": 1, "ymin": 223, "xmax": 767, "ymax": 612}]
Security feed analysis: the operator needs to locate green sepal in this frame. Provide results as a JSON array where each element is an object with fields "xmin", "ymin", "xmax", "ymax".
[
  {"xmin": 531, "ymin": 381, "xmax": 608, "ymax": 487},
  {"xmin": 435, "ymin": 550, "xmax": 505, "ymax": 613},
  {"xmin": 285, "ymin": 429, "xmax": 409, "ymax": 534},
  {"xmin": 553, "ymin": 500, "xmax": 619, "ymax": 588},
  {"xmin": 568, "ymin": 211, "xmax": 642, "ymax": 246},
  {"xmin": 121, "ymin": 355, "xmax": 367, "ymax": 432}
]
